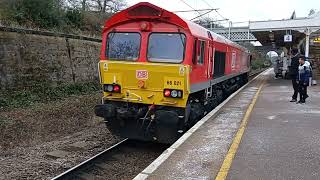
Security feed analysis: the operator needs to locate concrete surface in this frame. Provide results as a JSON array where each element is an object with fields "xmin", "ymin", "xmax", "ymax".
[
  {"xmin": 228, "ymin": 72, "xmax": 320, "ymax": 179},
  {"xmin": 135, "ymin": 69, "xmax": 320, "ymax": 180}
]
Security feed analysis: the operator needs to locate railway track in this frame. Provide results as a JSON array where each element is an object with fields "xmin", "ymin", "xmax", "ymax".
[{"xmin": 51, "ymin": 139, "xmax": 168, "ymax": 180}]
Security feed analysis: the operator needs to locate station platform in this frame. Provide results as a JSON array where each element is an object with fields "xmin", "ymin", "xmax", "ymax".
[{"xmin": 134, "ymin": 68, "xmax": 320, "ymax": 180}]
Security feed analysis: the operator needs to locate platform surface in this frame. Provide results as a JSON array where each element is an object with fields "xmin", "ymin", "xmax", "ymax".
[{"xmin": 135, "ymin": 69, "xmax": 320, "ymax": 180}]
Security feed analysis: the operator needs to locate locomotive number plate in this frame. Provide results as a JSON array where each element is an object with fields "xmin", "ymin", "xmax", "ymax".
[
  {"xmin": 136, "ymin": 70, "xmax": 148, "ymax": 79},
  {"xmin": 164, "ymin": 77, "xmax": 184, "ymax": 89}
]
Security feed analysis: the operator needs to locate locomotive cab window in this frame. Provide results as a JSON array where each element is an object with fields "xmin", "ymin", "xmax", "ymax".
[
  {"xmin": 197, "ymin": 40, "xmax": 205, "ymax": 65},
  {"xmin": 106, "ymin": 32, "xmax": 140, "ymax": 61},
  {"xmin": 148, "ymin": 33, "xmax": 186, "ymax": 63}
]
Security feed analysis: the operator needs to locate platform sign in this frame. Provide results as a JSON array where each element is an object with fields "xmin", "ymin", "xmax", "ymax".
[
  {"xmin": 284, "ymin": 34, "xmax": 292, "ymax": 42},
  {"xmin": 314, "ymin": 37, "xmax": 320, "ymax": 43}
]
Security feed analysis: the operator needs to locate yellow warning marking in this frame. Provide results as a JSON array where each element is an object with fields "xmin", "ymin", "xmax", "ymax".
[{"xmin": 215, "ymin": 80, "xmax": 265, "ymax": 180}]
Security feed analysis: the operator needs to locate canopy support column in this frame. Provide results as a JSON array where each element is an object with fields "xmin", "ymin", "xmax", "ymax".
[{"xmin": 305, "ymin": 28, "xmax": 310, "ymax": 57}]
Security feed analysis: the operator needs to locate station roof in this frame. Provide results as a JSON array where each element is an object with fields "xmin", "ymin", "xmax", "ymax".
[
  {"xmin": 249, "ymin": 12, "xmax": 320, "ymax": 47},
  {"xmin": 249, "ymin": 12, "xmax": 320, "ymax": 32}
]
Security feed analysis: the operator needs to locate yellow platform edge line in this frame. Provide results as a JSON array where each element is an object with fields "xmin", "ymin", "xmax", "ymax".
[{"xmin": 215, "ymin": 79, "xmax": 265, "ymax": 180}]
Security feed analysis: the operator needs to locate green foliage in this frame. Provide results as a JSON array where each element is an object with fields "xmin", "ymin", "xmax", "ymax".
[
  {"xmin": 0, "ymin": 82, "xmax": 101, "ymax": 109},
  {"xmin": 1, "ymin": 0, "xmax": 65, "ymax": 28},
  {"xmin": 251, "ymin": 58, "xmax": 270, "ymax": 70},
  {"xmin": 0, "ymin": 0, "xmax": 126, "ymax": 35},
  {"xmin": 65, "ymin": 8, "xmax": 83, "ymax": 28}
]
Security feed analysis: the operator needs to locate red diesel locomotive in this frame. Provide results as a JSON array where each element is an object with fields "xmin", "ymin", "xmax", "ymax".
[{"xmin": 95, "ymin": 2, "xmax": 251, "ymax": 143}]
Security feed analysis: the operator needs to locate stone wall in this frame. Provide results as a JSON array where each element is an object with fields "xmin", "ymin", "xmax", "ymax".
[{"xmin": 0, "ymin": 28, "xmax": 101, "ymax": 90}]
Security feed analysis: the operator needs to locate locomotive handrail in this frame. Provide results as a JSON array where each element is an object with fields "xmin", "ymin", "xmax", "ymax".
[
  {"xmin": 104, "ymin": 96, "xmax": 123, "ymax": 99},
  {"xmin": 122, "ymin": 98, "xmax": 143, "ymax": 102},
  {"xmin": 161, "ymin": 100, "xmax": 177, "ymax": 105},
  {"xmin": 126, "ymin": 91, "xmax": 143, "ymax": 101}
]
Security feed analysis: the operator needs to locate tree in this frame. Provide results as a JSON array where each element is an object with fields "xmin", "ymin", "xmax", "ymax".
[
  {"xmin": 0, "ymin": 0, "xmax": 65, "ymax": 28},
  {"xmin": 65, "ymin": 0, "xmax": 126, "ymax": 13},
  {"xmin": 194, "ymin": 17, "xmax": 224, "ymax": 29},
  {"xmin": 308, "ymin": 9, "xmax": 316, "ymax": 16},
  {"xmin": 0, "ymin": 0, "xmax": 127, "ymax": 34}
]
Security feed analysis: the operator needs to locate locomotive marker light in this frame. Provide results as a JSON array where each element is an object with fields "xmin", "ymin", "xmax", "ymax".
[
  {"xmin": 140, "ymin": 22, "xmax": 151, "ymax": 31},
  {"xmin": 163, "ymin": 89, "xmax": 183, "ymax": 98},
  {"xmin": 113, "ymin": 85, "xmax": 121, "ymax": 92},
  {"xmin": 106, "ymin": 84, "xmax": 113, "ymax": 92},
  {"xmin": 171, "ymin": 90, "xmax": 178, "ymax": 98},
  {"xmin": 104, "ymin": 84, "xmax": 121, "ymax": 93},
  {"xmin": 164, "ymin": 89, "xmax": 171, "ymax": 97}
]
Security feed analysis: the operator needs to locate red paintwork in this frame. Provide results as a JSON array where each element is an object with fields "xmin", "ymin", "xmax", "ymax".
[{"xmin": 100, "ymin": 2, "xmax": 250, "ymax": 89}]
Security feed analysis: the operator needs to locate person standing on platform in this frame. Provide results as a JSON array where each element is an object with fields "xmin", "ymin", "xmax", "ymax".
[
  {"xmin": 296, "ymin": 56, "xmax": 311, "ymax": 104},
  {"xmin": 289, "ymin": 48, "xmax": 300, "ymax": 102}
]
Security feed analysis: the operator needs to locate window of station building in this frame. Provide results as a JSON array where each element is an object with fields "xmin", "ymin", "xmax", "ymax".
[
  {"xmin": 147, "ymin": 33, "xmax": 186, "ymax": 63},
  {"xmin": 106, "ymin": 32, "xmax": 140, "ymax": 61},
  {"xmin": 197, "ymin": 40, "xmax": 205, "ymax": 65}
]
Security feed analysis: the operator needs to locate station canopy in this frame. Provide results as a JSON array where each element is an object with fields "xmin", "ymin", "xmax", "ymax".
[
  {"xmin": 212, "ymin": 11, "xmax": 320, "ymax": 53},
  {"xmin": 249, "ymin": 12, "xmax": 320, "ymax": 48}
]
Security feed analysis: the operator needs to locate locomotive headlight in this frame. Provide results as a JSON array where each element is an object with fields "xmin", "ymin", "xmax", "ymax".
[
  {"xmin": 107, "ymin": 84, "xmax": 114, "ymax": 92},
  {"xmin": 163, "ymin": 89, "xmax": 183, "ymax": 98},
  {"xmin": 171, "ymin": 90, "xmax": 178, "ymax": 98},
  {"xmin": 104, "ymin": 84, "xmax": 121, "ymax": 93}
]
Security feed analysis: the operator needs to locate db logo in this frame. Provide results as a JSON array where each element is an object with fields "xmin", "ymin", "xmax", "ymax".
[{"xmin": 136, "ymin": 70, "xmax": 148, "ymax": 79}]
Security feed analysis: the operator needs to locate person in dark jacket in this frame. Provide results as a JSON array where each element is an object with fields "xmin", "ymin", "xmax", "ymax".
[
  {"xmin": 296, "ymin": 56, "xmax": 311, "ymax": 103},
  {"xmin": 289, "ymin": 48, "xmax": 300, "ymax": 102}
]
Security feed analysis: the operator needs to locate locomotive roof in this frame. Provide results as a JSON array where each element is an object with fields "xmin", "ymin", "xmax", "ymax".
[{"xmin": 104, "ymin": 2, "xmax": 248, "ymax": 52}]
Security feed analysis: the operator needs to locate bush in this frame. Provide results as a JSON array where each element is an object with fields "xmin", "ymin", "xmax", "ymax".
[
  {"xmin": 0, "ymin": 0, "xmax": 65, "ymax": 29},
  {"xmin": 65, "ymin": 8, "xmax": 83, "ymax": 29},
  {"xmin": 251, "ymin": 58, "xmax": 269, "ymax": 70},
  {"xmin": 0, "ymin": 0, "xmax": 125, "ymax": 35},
  {"xmin": 0, "ymin": 82, "xmax": 101, "ymax": 110}
]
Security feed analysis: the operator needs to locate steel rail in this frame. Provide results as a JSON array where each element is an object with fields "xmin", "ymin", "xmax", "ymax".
[{"xmin": 51, "ymin": 138, "xmax": 128, "ymax": 180}]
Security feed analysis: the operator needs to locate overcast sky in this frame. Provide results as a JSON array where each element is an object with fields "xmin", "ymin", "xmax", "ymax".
[{"xmin": 127, "ymin": 0, "xmax": 318, "ymax": 26}]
